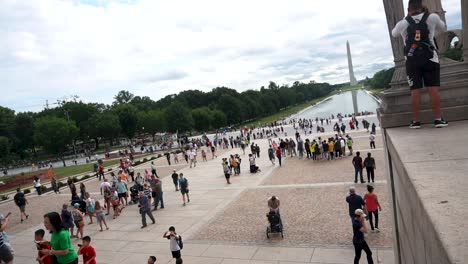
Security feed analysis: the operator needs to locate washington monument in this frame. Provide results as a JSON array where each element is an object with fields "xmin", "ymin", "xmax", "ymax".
[{"xmin": 346, "ymin": 41, "xmax": 358, "ymax": 86}]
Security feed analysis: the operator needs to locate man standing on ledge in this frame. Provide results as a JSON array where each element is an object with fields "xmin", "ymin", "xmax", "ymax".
[{"xmin": 392, "ymin": 0, "xmax": 448, "ymax": 129}]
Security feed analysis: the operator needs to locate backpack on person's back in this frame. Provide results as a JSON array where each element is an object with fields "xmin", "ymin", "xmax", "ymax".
[
  {"xmin": 404, "ymin": 12, "xmax": 435, "ymax": 63},
  {"xmin": 14, "ymin": 192, "xmax": 26, "ymax": 206}
]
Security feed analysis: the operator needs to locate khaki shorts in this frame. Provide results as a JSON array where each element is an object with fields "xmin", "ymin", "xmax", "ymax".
[{"xmin": 19, "ymin": 205, "xmax": 26, "ymax": 213}]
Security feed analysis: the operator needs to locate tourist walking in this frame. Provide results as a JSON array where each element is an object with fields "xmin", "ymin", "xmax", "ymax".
[
  {"xmin": 189, "ymin": 149, "xmax": 197, "ymax": 168},
  {"xmin": 275, "ymin": 147, "xmax": 282, "ymax": 166},
  {"xmin": 163, "ymin": 226, "xmax": 183, "ymax": 262},
  {"xmin": 13, "ymin": 188, "xmax": 29, "ymax": 223},
  {"xmin": 346, "ymin": 187, "xmax": 365, "ymax": 222},
  {"xmin": 34, "ymin": 176, "xmax": 42, "ymax": 195},
  {"xmin": 179, "ymin": 173, "xmax": 190, "ymax": 206},
  {"xmin": 69, "ymin": 180, "xmax": 79, "ymax": 201},
  {"xmin": 363, "ymin": 153, "xmax": 376, "ymax": 183},
  {"xmin": 41, "ymin": 212, "xmax": 79, "ymax": 263},
  {"xmin": 364, "ymin": 185, "xmax": 381, "ymax": 233},
  {"xmin": 51, "ymin": 176, "xmax": 60, "ymax": 194},
  {"xmin": 61, "ymin": 203, "xmax": 75, "ymax": 233},
  {"xmin": 72, "ymin": 203, "xmax": 85, "ymax": 239},
  {"xmin": 171, "ymin": 170, "xmax": 179, "ymax": 191},
  {"xmin": 77, "ymin": 236, "xmax": 97, "ymax": 264},
  {"xmin": 151, "ymin": 161, "xmax": 158, "ymax": 177},
  {"xmin": 79, "ymin": 182, "xmax": 86, "ymax": 200},
  {"xmin": 84, "ymin": 192, "xmax": 95, "ymax": 224},
  {"xmin": 268, "ymin": 146, "xmax": 275, "ymax": 165},
  {"xmin": 352, "ymin": 152, "xmax": 365, "ymax": 183},
  {"xmin": 139, "ymin": 191, "xmax": 156, "ymax": 228},
  {"xmin": 222, "ymin": 159, "xmax": 231, "ymax": 184},
  {"xmin": 153, "ymin": 177, "xmax": 164, "ymax": 210},
  {"xmin": 352, "ymin": 209, "xmax": 374, "ymax": 263},
  {"xmin": 116, "ymin": 178, "xmax": 128, "ymax": 206},
  {"xmin": 346, "ymin": 136, "xmax": 354, "ymax": 155},
  {"xmin": 392, "ymin": 0, "xmax": 448, "ymax": 129},
  {"xmin": 94, "ymin": 201, "xmax": 109, "ymax": 231},
  {"xmin": 369, "ymin": 133, "xmax": 376, "ymax": 149}
]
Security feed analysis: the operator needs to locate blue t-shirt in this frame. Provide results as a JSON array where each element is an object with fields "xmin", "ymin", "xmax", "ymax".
[
  {"xmin": 116, "ymin": 182, "xmax": 127, "ymax": 193},
  {"xmin": 179, "ymin": 178, "xmax": 188, "ymax": 189},
  {"xmin": 352, "ymin": 219, "xmax": 364, "ymax": 243}
]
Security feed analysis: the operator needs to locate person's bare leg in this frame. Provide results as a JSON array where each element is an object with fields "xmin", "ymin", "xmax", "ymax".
[
  {"xmin": 428, "ymin": 86, "xmax": 442, "ymax": 119},
  {"xmin": 411, "ymin": 89, "xmax": 422, "ymax": 121}
]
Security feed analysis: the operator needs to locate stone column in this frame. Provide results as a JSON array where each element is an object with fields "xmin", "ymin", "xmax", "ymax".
[
  {"xmin": 380, "ymin": 0, "xmax": 407, "ymax": 114},
  {"xmin": 463, "ymin": 0, "xmax": 468, "ymax": 62},
  {"xmin": 423, "ymin": 0, "xmax": 450, "ymax": 54}
]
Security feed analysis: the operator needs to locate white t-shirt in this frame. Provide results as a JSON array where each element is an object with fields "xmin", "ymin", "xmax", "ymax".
[
  {"xmin": 100, "ymin": 181, "xmax": 111, "ymax": 190},
  {"xmin": 169, "ymin": 234, "xmax": 181, "ymax": 251},
  {"xmin": 34, "ymin": 179, "xmax": 41, "ymax": 188},
  {"xmin": 392, "ymin": 13, "xmax": 446, "ymax": 63}
]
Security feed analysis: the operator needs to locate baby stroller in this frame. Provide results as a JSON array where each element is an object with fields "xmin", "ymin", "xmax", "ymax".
[
  {"xmin": 266, "ymin": 211, "xmax": 284, "ymax": 238},
  {"xmin": 129, "ymin": 185, "xmax": 140, "ymax": 205}
]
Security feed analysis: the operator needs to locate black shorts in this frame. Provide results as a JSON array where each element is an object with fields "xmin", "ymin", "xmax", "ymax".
[
  {"xmin": 225, "ymin": 173, "xmax": 231, "ymax": 179},
  {"xmin": 171, "ymin": 250, "xmax": 181, "ymax": 258},
  {"xmin": 118, "ymin": 193, "xmax": 126, "ymax": 198},
  {"xmin": 180, "ymin": 189, "xmax": 189, "ymax": 195},
  {"xmin": 406, "ymin": 59, "xmax": 440, "ymax": 90}
]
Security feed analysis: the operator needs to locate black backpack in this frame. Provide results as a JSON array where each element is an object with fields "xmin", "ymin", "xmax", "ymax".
[
  {"xmin": 14, "ymin": 192, "xmax": 26, "ymax": 206},
  {"xmin": 404, "ymin": 13, "xmax": 435, "ymax": 63},
  {"xmin": 177, "ymin": 235, "xmax": 183, "ymax": 249}
]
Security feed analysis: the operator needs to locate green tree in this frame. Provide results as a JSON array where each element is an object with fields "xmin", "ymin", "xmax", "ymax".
[
  {"xmin": 130, "ymin": 96, "xmax": 156, "ymax": 112},
  {"xmin": 115, "ymin": 104, "xmax": 139, "ymax": 139},
  {"xmin": 368, "ymin": 67, "xmax": 395, "ymax": 89},
  {"xmin": 444, "ymin": 43, "xmax": 463, "ymax": 61},
  {"xmin": 191, "ymin": 107, "xmax": 212, "ymax": 131},
  {"xmin": 138, "ymin": 110, "xmax": 166, "ymax": 141},
  {"xmin": 60, "ymin": 101, "xmax": 99, "ymax": 140},
  {"xmin": 216, "ymin": 94, "xmax": 243, "ymax": 125},
  {"xmin": 114, "ymin": 90, "xmax": 135, "ymax": 105},
  {"xmin": 13, "ymin": 112, "xmax": 35, "ymax": 157},
  {"xmin": 211, "ymin": 110, "xmax": 227, "ymax": 129},
  {"xmin": 88, "ymin": 112, "xmax": 121, "ymax": 148},
  {"xmin": 34, "ymin": 116, "xmax": 79, "ymax": 167},
  {"xmin": 0, "ymin": 106, "xmax": 15, "ymax": 139},
  {"xmin": 164, "ymin": 102, "xmax": 193, "ymax": 133},
  {"xmin": 0, "ymin": 136, "xmax": 10, "ymax": 167}
]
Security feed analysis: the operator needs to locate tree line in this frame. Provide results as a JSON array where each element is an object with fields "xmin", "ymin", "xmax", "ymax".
[{"xmin": 0, "ymin": 80, "xmax": 336, "ymax": 167}]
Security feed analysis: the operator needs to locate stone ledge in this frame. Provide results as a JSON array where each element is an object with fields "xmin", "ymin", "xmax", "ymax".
[{"xmin": 385, "ymin": 120, "xmax": 468, "ymax": 263}]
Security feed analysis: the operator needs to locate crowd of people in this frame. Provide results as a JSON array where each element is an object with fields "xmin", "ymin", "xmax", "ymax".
[{"xmin": 2, "ymin": 112, "xmax": 382, "ymax": 264}]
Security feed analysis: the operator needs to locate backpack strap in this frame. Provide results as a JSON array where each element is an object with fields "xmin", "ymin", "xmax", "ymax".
[
  {"xmin": 405, "ymin": 15, "xmax": 416, "ymax": 26},
  {"xmin": 420, "ymin": 12, "xmax": 430, "ymax": 24}
]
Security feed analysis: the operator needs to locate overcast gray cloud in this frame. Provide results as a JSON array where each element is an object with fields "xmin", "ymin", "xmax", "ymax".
[{"xmin": 0, "ymin": 0, "xmax": 462, "ymax": 111}]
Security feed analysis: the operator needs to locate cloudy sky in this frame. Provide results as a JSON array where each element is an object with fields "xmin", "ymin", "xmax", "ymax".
[{"xmin": 0, "ymin": 0, "xmax": 462, "ymax": 112}]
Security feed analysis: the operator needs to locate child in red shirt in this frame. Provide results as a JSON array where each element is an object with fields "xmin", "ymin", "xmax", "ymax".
[
  {"xmin": 78, "ymin": 236, "xmax": 96, "ymax": 264},
  {"xmin": 35, "ymin": 229, "xmax": 52, "ymax": 264}
]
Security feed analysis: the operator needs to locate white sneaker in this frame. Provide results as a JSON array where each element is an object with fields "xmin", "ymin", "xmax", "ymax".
[
  {"xmin": 370, "ymin": 229, "xmax": 375, "ymax": 233},
  {"xmin": 375, "ymin": 228, "xmax": 380, "ymax": 233}
]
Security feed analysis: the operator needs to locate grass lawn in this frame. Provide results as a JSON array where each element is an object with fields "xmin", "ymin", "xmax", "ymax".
[
  {"xmin": 338, "ymin": 84, "xmax": 362, "ymax": 92},
  {"xmin": 52, "ymin": 159, "xmax": 121, "ymax": 178},
  {"xmin": 0, "ymin": 155, "xmax": 154, "ymax": 195},
  {"xmin": 243, "ymin": 96, "xmax": 327, "ymax": 127},
  {"xmin": 369, "ymin": 88, "xmax": 384, "ymax": 95}
]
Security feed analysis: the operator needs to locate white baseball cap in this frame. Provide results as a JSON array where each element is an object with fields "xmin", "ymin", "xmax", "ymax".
[{"xmin": 355, "ymin": 209, "xmax": 367, "ymax": 217}]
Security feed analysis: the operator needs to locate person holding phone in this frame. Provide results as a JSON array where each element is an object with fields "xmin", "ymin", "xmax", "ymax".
[
  {"xmin": 352, "ymin": 209, "xmax": 374, "ymax": 264},
  {"xmin": 163, "ymin": 226, "xmax": 182, "ymax": 262},
  {"xmin": 0, "ymin": 213, "xmax": 13, "ymax": 264}
]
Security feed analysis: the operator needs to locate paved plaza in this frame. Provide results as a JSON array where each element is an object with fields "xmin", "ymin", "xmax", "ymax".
[{"xmin": 2, "ymin": 119, "xmax": 394, "ymax": 264}]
